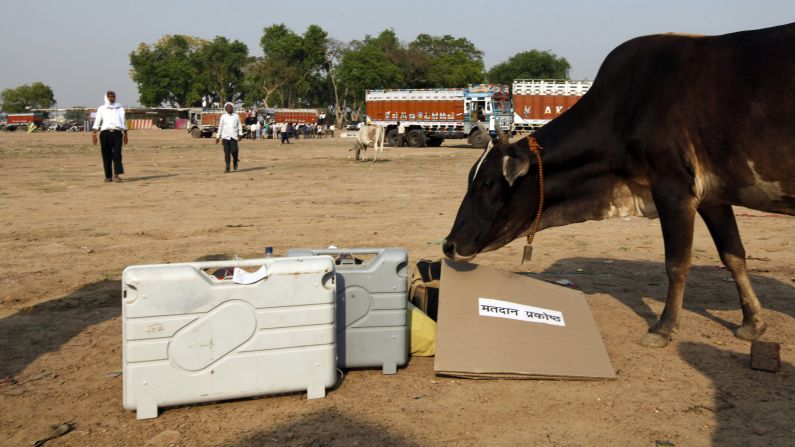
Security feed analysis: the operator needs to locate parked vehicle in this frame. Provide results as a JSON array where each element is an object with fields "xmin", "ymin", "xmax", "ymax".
[
  {"xmin": 366, "ymin": 84, "xmax": 513, "ymax": 148},
  {"xmin": 511, "ymin": 79, "xmax": 592, "ymax": 133},
  {"xmin": 186, "ymin": 109, "xmax": 246, "ymax": 138},
  {"xmin": 1, "ymin": 112, "xmax": 46, "ymax": 131},
  {"xmin": 267, "ymin": 108, "xmax": 319, "ymax": 125}
]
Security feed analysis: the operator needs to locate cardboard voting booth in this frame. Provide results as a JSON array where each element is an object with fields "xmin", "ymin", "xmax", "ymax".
[{"xmin": 435, "ymin": 260, "xmax": 615, "ymax": 380}]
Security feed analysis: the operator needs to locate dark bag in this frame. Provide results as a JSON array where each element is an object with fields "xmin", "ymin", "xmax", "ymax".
[{"xmin": 409, "ymin": 259, "xmax": 442, "ymax": 321}]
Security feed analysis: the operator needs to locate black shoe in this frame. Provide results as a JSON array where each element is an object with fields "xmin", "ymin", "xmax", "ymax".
[
  {"xmin": 224, "ymin": 167, "xmax": 230, "ymax": 173},
  {"xmin": 233, "ymin": 162, "xmax": 238, "ymax": 171},
  {"xmin": 104, "ymin": 178, "xmax": 112, "ymax": 183}
]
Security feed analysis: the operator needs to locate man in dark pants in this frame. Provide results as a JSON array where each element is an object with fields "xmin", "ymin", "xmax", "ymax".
[
  {"xmin": 216, "ymin": 102, "xmax": 243, "ymax": 173},
  {"xmin": 91, "ymin": 91, "xmax": 127, "ymax": 182},
  {"xmin": 396, "ymin": 120, "xmax": 406, "ymax": 147}
]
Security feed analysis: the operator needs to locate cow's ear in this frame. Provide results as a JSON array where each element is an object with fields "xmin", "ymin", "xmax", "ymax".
[{"xmin": 502, "ymin": 147, "xmax": 530, "ymax": 187}]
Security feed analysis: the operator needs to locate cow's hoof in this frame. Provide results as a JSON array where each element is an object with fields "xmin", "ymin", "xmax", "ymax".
[
  {"xmin": 735, "ymin": 321, "xmax": 767, "ymax": 341},
  {"xmin": 638, "ymin": 332, "xmax": 671, "ymax": 348}
]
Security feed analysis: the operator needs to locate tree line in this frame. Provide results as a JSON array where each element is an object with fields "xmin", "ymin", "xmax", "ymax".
[
  {"xmin": 128, "ymin": 25, "xmax": 571, "ymax": 124},
  {"xmin": 1, "ymin": 24, "xmax": 571, "ymax": 125},
  {"xmin": 0, "ymin": 82, "xmax": 56, "ymax": 113}
]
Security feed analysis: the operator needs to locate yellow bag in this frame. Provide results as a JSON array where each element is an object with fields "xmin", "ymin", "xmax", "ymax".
[{"xmin": 408, "ymin": 302, "xmax": 436, "ymax": 357}]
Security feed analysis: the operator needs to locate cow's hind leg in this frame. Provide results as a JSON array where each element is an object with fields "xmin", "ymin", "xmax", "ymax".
[
  {"xmin": 698, "ymin": 205, "xmax": 767, "ymax": 340},
  {"xmin": 640, "ymin": 185, "xmax": 698, "ymax": 348}
]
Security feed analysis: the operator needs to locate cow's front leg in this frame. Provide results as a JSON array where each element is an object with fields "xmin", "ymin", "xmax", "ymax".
[
  {"xmin": 698, "ymin": 205, "xmax": 767, "ymax": 340},
  {"xmin": 640, "ymin": 184, "xmax": 698, "ymax": 348}
]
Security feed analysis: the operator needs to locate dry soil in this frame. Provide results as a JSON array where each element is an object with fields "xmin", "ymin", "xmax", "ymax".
[{"xmin": 0, "ymin": 130, "xmax": 793, "ymax": 446}]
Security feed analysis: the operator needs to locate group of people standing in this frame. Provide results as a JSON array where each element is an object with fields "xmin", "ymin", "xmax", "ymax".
[{"xmin": 90, "ymin": 93, "xmax": 339, "ymax": 178}]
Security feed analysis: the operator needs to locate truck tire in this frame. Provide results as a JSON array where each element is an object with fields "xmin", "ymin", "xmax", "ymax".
[
  {"xmin": 469, "ymin": 129, "xmax": 489, "ymax": 148},
  {"xmin": 407, "ymin": 129, "xmax": 426, "ymax": 147},
  {"xmin": 426, "ymin": 137, "xmax": 443, "ymax": 147},
  {"xmin": 386, "ymin": 128, "xmax": 398, "ymax": 146},
  {"xmin": 190, "ymin": 127, "xmax": 202, "ymax": 138}
]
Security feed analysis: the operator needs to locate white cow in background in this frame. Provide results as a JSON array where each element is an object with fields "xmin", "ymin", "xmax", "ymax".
[{"xmin": 353, "ymin": 124, "xmax": 385, "ymax": 161}]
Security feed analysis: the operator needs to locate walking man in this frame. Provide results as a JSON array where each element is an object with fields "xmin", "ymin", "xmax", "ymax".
[
  {"xmin": 216, "ymin": 102, "xmax": 243, "ymax": 173},
  {"xmin": 281, "ymin": 123, "xmax": 291, "ymax": 144},
  {"xmin": 396, "ymin": 120, "xmax": 406, "ymax": 147},
  {"xmin": 92, "ymin": 90, "xmax": 127, "ymax": 182}
]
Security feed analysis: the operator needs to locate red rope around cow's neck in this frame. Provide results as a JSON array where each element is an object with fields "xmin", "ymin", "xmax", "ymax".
[{"xmin": 526, "ymin": 134, "xmax": 544, "ymax": 246}]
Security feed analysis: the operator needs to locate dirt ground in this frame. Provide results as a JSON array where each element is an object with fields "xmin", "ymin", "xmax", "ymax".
[{"xmin": 0, "ymin": 130, "xmax": 793, "ymax": 446}]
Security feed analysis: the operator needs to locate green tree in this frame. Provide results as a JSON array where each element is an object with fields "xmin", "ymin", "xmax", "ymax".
[
  {"xmin": 410, "ymin": 34, "xmax": 485, "ymax": 87},
  {"xmin": 243, "ymin": 57, "xmax": 300, "ymax": 107},
  {"xmin": 336, "ymin": 32, "xmax": 406, "ymax": 120},
  {"xmin": 252, "ymin": 24, "xmax": 330, "ymax": 108},
  {"xmin": 194, "ymin": 37, "xmax": 249, "ymax": 104},
  {"xmin": 1, "ymin": 82, "xmax": 56, "ymax": 112},
  {"xmin": 487, "ymin": 50, "xmax": 571, "ymax": 85},
  {"xmin": 129, "ymin": 35, "xmax": 206, "ymax": 107}
]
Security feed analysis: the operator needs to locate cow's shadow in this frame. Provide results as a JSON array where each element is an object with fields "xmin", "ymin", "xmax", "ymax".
[
  {"xmin": 678, "ymin": 341, "xmax": 793, "ymax": 445},
  {"xmin": 0, "ymin": 279, "xmax": 121, "ymax": 379},
  {"xmin": 528, "ymin": 257, "xmax": 795, "ymax": 330}
]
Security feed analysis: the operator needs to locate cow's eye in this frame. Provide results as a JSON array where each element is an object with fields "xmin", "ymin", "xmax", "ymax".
[{"xmin": 481, "ymin": 179, "xmax": 495, "ymax": 190}]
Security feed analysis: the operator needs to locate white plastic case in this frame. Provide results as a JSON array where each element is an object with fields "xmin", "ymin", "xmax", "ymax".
[
  {"xmin": 287, "ymin": 248, "xmax": 408, "ymax": 374},
  {"xmin": 122, "ymin": 256, "xmax": 337, "ymax": 419}
]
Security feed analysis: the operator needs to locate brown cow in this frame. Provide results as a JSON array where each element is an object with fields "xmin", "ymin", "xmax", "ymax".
[{"xmin": 443, "ymin": 23, "xmax": 795, "ymax": 348}]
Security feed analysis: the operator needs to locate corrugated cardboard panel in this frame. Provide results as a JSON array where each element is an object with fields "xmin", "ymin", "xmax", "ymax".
[{"xmin": 435, "ymin": 260, "xmax": 615, "ymax": 380}]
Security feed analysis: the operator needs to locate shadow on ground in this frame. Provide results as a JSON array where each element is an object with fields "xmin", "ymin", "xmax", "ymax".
[
  {"xmin": 225, "ymin": 408, "xmax": 421, "ymax": 447},
  {"xmin": 528, "ymin": 257, "xmax": 795, "ymax": 330},
  {"xmin": 232, "ymin": 166, "xmax": 267, "ymax": 173},
  {"xmin": 678, "ymin": 341, "xmax": 793, "ymax": 445},
  {"xmin": 0, "ymin": 254, "xmax": 250, "ymax": 379},
  {"xmin": 0, "ymin": 279, "xmax": 120, "ymax": 378},
  {"xmin": 123, "ymin": 174, "xmax": 178, "ymax": 182}
]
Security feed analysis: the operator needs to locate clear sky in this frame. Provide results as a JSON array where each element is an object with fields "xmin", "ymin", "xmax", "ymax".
[{"xmin": 1, "ymin": 0, "xmax": 792, "ymax": 108}]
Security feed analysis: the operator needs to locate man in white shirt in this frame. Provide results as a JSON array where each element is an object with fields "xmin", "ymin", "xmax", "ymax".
[
  {"xmin": 215, "ymin": 102, "xmax": 243, "ymax": 173},
  {"xmin": 397, "ymin": 120, "xmax": 406, "ymax": 147},
  {"xmin": 91, "ymin": 90, "xmax": 127, "ymax": 182}
]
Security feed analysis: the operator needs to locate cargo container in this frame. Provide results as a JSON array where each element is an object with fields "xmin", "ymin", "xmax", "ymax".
[
  {"xmin": 366, "ymin": 84, "xmax": 513, "ymax": 148},
  {"xmin": 512, "ymin": 79, "xmax": 592, "ymax": 132},
  {"xmin": 271, "ymin": 108, "xmax": 319, "ymax": 125},
  {"xmin": 1, "ymin": 112, "xmax": 46, "ymax": 131}
]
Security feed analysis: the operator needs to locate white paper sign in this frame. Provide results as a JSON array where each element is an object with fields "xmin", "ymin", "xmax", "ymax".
[
  {"xmin": 232, "ymin": 265, "xmax": 269, "ymax": 284},
  {"xmin": 478, "ymin": 298, "xmax": 565, "ymax": 327}
]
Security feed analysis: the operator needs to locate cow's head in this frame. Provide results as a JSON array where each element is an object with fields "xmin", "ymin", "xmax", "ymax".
[{"xmin": 443, "ymin": 133, "xmax": 540, "ymax": 261}]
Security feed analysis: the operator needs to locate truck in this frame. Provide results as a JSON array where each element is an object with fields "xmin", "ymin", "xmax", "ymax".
[
  {"xmin": 268, "ymin": 108, "xmax": 319, "ymax": 125},
  {"xmin": 511, "ymin": 79, "xmax": 592, "ymax": 132},
  {"xmin": 1, "ymin": 112, "xmax": 46, "ymax": 131},
  {"xmin": 187, "ymin": 109, "xmax": 247, "ymax": 138},
  {"xmin": 365, "ymin": 84, "xmax": 513, "ymax": 148}
]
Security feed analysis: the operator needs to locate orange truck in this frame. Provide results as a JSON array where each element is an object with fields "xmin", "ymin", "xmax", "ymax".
[
  {"xmin": 366, "ymin": 84, "xmax": 513, "ymax": 148},
  {"xmin": 511, "ymin": 79, "xmax": 592, "ymax": 132},
  {"xmin": 271, "ymin": 109, "xmax": 318, "ymax": 125},
  {"xmin": 1, "ymin": 112, "xmax": 46, "ymax": 131}
]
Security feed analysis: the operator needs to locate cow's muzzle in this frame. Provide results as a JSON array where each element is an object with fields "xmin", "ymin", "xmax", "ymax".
[{"xmin": 442, "ymin": 239, "xmax": 476, "ymax": 262}]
